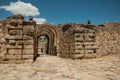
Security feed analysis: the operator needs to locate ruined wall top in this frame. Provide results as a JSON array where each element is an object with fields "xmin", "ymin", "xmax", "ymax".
[
  {"xmin": 58, "ymin": 23, "xmax": 95, "ymax": 34},
  {"xmin": 104, "ymin": 22, "xmax": 120, "ymax": 28},
  {"xmin": 7, "ymin": 14, "xmax": 24, "ymax": 20}
]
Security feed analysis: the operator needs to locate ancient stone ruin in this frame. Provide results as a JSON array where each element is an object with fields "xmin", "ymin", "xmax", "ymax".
[{"xmin": 0, "ymin": 14, "xmax": 120, "ymax": 63}]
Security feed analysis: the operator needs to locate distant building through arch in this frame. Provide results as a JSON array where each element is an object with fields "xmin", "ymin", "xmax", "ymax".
[{"xmin": 34, "ymin": 24, "xmax": 58, "ymax": 60}]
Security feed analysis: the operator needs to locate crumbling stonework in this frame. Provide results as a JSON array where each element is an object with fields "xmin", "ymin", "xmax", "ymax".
[
  {"xmin": 59, "ymin": 24, "xmax": 97, "ymax": 59},
  {"xmin": 59, "ymin": 24, "xmax": 75, "ymax": 58},
  {"xmin": 95, "ymin": 22, "xmax": 120, "ymax": 56},
  {"xmin": 0, "ymin": 14, "xmax": 120, "ymax": 63},
  {"xmin": 0, "ymin": 14, "xmax": 35, "ymax": 63}
]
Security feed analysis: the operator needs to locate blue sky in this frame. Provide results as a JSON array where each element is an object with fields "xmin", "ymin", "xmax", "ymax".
[{"xmin": 0, "ymin": 0, "xmax": 120, "ymax": 25}]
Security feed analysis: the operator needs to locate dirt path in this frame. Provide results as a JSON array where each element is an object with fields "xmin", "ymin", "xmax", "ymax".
[{"xmin": 0, "ymin": 54, "xmax": 120, "ymax": 80}]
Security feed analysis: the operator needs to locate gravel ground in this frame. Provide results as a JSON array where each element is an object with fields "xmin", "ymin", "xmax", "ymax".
[{"xmin": 0, "ymin": 54, "xmax": 120, "ymax": 80}]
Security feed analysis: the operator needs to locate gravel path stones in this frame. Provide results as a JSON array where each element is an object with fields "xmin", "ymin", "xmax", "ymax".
[{"xmin": 0, "ymin": 54, "xmax": 120, "ymax": 80}]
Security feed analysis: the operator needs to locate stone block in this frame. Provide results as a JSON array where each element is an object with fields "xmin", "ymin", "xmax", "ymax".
[
  {"xmin": 6, "ymin": 55, "xmax": 21, "ymax": 60},
  {"xmin": 23, "ymin": 55, "xmax": 33, "ymax": 59},
  {"xmin": 24, "ymin": 45, "xmax": 33, "ymax": 48},
  {"xmin": 8, "ymin": 49, "xmax": 22, "ymax": 55},
  {"xmin": 23, "ymin": 49, "xmax": 33, "ymax": 55}
]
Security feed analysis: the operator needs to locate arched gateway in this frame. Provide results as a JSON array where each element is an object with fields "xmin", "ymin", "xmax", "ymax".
[
  {"xmin": 0, "ymin": 14, "xmax": 119, "ymax": 63},
  {"xmin": 34, "ymin": 24, "xmax": 58, "ymax": 60}
]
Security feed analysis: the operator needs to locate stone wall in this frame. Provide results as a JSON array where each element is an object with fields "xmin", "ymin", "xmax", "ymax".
[
  {"xmin": 0, "ymin": 14, "xmax": 35, "ymax": 63},
  {"xmin": 74, "ymin": 28, "xmax": 96, "ymax": 59},
  {"xmin": 95, "ymin": 22, "xmax": 120, "ymax": 56},
  {"xmin": 59, "ymin": 23, "xmax": 120, "ymax": 59},
  {"xmin": 0, "ymin": 22, "xmax": 8, "ymax": 61},
  {"xmin": 59, "ymin": 29, "xmax": 75, "ymax": 58},
  {"xmin": 59, "ymin": 24, "xmax": 75, "ymax": 58},
  {"xmin": 0, "ymin": 14, "xmax": 120, "ymax": 63},
  {"xmin": 59, "ymin": 24, "xmax": 97, "ymax": 59},
  {"xmin": 23, "ymin": 24, "xmax": 35, "ymax": 63}
]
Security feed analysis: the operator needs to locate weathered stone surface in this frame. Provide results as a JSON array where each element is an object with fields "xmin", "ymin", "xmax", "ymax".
[
  {"xmin": 0, "ymin": 14, "xmax": 120, "ymax": 63},
  {"xmin": 0, "ymin": 14, "xmax": 34, "ymax": 63},
  {"xmin": 0, "ymin": 54, "xmax": 120, "ymax": 80},
  {"xmin": 95, "ymin": 22, "xmax": 120, "ymax": 56}
]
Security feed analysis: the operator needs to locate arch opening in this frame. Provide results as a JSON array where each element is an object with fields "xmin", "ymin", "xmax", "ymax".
[
  {"xmin": 34, "ymin": 24, "xmax": 58, "ymax": 60},
  {"xmin": 37, "ymin": 35, "xmax": 49, "ymax": 56}
]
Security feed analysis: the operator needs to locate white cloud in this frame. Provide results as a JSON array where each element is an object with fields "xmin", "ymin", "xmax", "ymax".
[
  {"xmin": 34, "ymin": 18, "xmax": 46, "ymax": 24},
  {"xmin": 0, "ymin": 0, "xmax": 47, "ymax": 24},
  {"xmin": 0, "ymin": 0, "xmax": 40, "ymax": 16}
]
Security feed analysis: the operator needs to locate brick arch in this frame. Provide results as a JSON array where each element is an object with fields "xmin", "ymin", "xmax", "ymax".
[
  {"xmin": 34, "ymin": 24, "xmax": 58, "ymax": 59},
  {"xmin": 36, "ymin": 24, "xmax": 58, "ymax": 45}
]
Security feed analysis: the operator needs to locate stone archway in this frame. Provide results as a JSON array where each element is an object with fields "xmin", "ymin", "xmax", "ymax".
[{"xmin": 34, "ymin": 24, "xmax": 58, "ymax": 60}]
